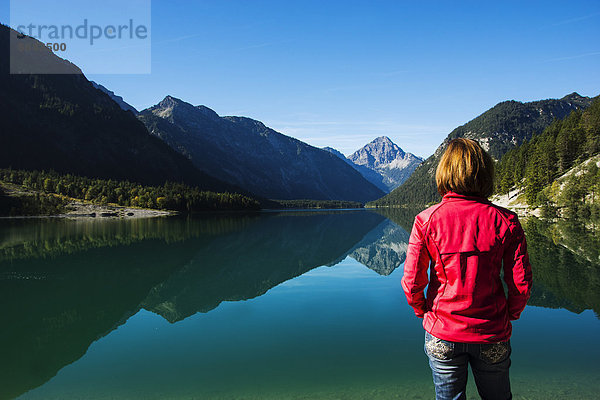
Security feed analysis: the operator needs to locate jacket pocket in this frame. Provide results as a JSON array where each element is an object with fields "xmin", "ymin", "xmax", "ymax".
[
  {"xmin": 424, "ymin": 332, "xmax": 454, "ymax": 360},
  {"xmin": 480, "ymin": 341, "xmax": 511, "ymax": 364}
]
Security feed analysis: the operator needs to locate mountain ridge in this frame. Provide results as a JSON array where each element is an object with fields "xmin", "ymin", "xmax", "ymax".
[{"xmin": 138, "ymin": 96, "xmax": 385, "ymax": 202}]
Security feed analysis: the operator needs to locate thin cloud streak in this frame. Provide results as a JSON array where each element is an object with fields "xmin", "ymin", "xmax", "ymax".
[
  {"xmin": 154, "ymin": 33, "xmax": 205, "ymax": 45},
  {"xmin": 233, "ymin": 40, "xmax": 291, "ymax": 51},
  {"xmin": 155, "ymin": 21, "xmax": 265, "ymax": 46},
  {"xmin": 544, "ymin": 51, "xmax": 600, "ymax": 62},
  {"xmin": 318, "ymin": 84, "xmax": 389, "ymax": 94},
  {"xmin": 377, "ymin": 69, "xmax": 409, "ymax": 77},
  {"xmin": 552, "ymin": 12, "xmax": 600, "ymax": 26}
]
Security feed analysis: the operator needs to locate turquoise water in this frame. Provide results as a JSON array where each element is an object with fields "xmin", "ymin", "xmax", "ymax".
[{"xmin": 1, "ymin": 211, "xmax": 598, "ymax": 399}]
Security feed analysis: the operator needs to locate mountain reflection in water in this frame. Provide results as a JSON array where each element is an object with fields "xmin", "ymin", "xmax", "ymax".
[
  {"xmin": 1, "ymin": 211, "xmax": 389, "ymax": 399},
  {"xmin": 0, "ymin": 211, "xmax": 598, "ymax": 399}
]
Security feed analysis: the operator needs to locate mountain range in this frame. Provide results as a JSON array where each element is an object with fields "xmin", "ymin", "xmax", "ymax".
[
  {"xmin": 0, "ymin": 24, "xmax": 239, "ymax": 195},
  {"xmin": 2, "ymin": 23, "xmax": 597, "ymax": 209},
  {"xmin": 1, "ymin": 24, "xmax": 384, "ymax": 204},
  {"xmin": 137, "ymin": 96, "xmax": 385, "ymax": 202},
  {"xmin": 325, "ymin": 136, "xmax": 423, "ymax": 192},
  {"xmin": 372, "ymin": 93, "xmax": 594, "ymax": 206}
]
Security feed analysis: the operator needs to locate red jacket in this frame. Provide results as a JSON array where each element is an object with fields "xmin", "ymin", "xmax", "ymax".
[{"xmin": 401, "ymin": 192, "xmax": 532, "ymax": 343}]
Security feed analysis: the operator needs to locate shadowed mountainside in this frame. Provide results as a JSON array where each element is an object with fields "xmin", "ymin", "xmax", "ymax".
[
  {"xmin": 138, "ymin": 96, "xmax": 385, "ymax": 202},
  {"xmin": 0, "ymin": 24, "xmax": 241, "ymax": 194}
]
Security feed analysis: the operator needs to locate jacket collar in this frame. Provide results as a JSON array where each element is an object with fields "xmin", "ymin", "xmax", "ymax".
[{"xmin": 442, "ymin": 191, "xmax": 490, "ymax": 203}]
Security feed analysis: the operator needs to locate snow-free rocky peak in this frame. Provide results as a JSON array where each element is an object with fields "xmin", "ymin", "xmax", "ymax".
[
  {"xmin": 349, "ymin": 136, "xmax": 408, "ymax": 168},
  {"xmin": 347, "ymin": 137, "xmax": 423, "ymax": 192}
]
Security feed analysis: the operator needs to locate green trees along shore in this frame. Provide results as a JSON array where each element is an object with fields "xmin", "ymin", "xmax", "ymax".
[
  {"xmin": 0, "ymin": 169, "xmax": 261, "ymax": 216},
  {"xmin": 496, "ymin": 98, "xmax": 600, "ymax": 218}
]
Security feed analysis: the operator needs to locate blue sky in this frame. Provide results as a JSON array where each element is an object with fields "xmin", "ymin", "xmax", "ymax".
[{"xmin": 3, "ymin": 1, "xmax": 600, "ymax": 157}]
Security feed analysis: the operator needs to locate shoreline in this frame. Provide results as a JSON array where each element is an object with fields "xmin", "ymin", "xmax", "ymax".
[
  {"xmin": 59, "ymin": 201, "xmax": 177, "ymax": 219},
  {"xmin": 1, "ymin": 181, "xmax": 175, "ymax": 220},
  {"xmin": 1, "ymin": 201, "xmax": 370, "ymax": 220},
  {"xmin": 0, "ymin": 199, "xmax": 177, "ymax": 220}
]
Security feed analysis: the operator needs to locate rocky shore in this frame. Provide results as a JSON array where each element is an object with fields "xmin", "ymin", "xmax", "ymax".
[
  {"xmin": 58, "ymin": 200, "xmax": 176, "ymax": 219},
  {"xmin": 489, "ymin": 188, "xmax": 541, "ymax": 218}
]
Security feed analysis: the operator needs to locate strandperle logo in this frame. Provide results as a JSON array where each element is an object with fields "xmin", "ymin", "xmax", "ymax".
[
  {"xmin": 15, "ymin": 19, "xmax": 149, "ymax": 46},
  {"xmin": 10, "ymin": 0, "xmax": 151, "ymax": 74}
]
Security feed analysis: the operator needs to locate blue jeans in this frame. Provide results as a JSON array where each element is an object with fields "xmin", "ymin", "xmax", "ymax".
[{"xmin": 424, "ymin": 331, "xmax": 512, "ymax": 400}]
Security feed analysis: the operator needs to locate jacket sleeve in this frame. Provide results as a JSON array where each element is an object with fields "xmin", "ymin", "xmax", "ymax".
[
  {"xmin": 401, "ymin": 215, "xmax": 431, "ymax": 318},
  {"xmin": 502, "ymin": 215, "xmax": 532, "ymax": 320}
]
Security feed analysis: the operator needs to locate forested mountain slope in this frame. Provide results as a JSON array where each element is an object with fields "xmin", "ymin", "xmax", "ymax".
[
  {"xmin": 495, "ymin": 97, "xmax": 600, "ymax": 217},
  {"xmin": 371, "ymin": 93, "xmax": 593, "ymax": 207}
]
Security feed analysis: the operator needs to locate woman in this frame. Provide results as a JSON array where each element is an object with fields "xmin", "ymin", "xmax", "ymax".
[{"xmin": 402, "ymin": 138, "xmax": 532, "ymax": 400}]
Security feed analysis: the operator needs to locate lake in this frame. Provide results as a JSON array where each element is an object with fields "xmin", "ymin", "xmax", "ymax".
[{"xmin": 1, "ymin": 210, "xmax": 598, "ymax": 400}]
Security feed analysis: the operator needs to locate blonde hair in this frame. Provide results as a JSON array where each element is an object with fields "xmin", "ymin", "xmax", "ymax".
[{"xmin": 436, "ymin": 138, "xmax": 495, "ymax": 198}]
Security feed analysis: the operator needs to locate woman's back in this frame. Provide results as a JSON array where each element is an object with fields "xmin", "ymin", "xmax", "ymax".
[{"xmin": 403, "ymin": 192, "xmax": 530, "ymax": 343}]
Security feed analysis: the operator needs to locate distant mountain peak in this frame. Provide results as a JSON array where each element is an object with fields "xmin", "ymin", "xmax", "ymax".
[
  {"xmin": 152, "ymin": 97, "xmax": 222, "ymax": 122},
  {"xmin": 155, "ymin": 95, "xmax": 177, "ymax": 110},
  {"xmin": 158, "ymin": 95, "xmax": 184, "ymax": 107},
  {"xmin": 350, "ymin": 137, "xmax": 410, "ymax": 168},
  {"xmin": 371, "ymin": 136, "xmax": 394, "ymax": 144},
  {"xmin": 152, "ymin": 96, "xmax": 198, "ymax": 119},
  {"xmin": 335, "ymin": 137, "xmax": 423, "ymax": 192},
  {"xmin": 152, "ymin": 96, "xmax": 179, "ymax": 118}
]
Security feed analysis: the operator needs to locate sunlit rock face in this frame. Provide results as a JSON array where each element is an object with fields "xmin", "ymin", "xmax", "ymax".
[{"xmin": 324, "ymin": 137, "xmax": 423, "ymax": 193}]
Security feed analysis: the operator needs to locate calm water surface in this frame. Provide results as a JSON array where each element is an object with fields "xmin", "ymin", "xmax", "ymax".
[{"xmin": 1, "ymin": 211, "xmax": 598, "ymax": 399}]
